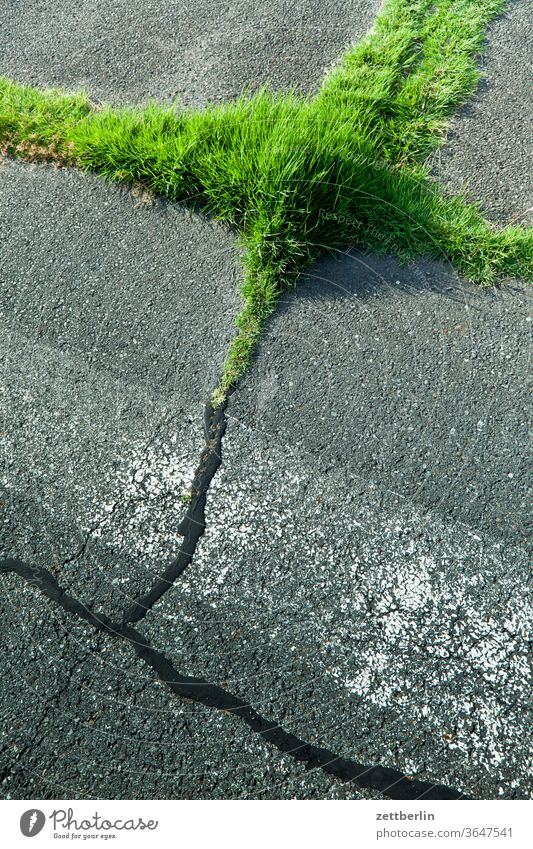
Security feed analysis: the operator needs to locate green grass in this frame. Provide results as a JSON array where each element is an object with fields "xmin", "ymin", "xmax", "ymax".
[{"xmin": 1, "ymin": 0, "xmax": 531, "ymax": 404}]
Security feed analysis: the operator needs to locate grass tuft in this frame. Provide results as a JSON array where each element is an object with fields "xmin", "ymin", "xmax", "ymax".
[{"xmin": 0, "ymin": 0, "xmax": 530, "ymax": 403}]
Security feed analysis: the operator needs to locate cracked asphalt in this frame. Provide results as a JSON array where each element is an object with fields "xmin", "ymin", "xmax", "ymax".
[
  {"xmin": 0, "ymin": 160, "xmax": 241, "ymax": 617},
  {"xmin": 1, "ymin": 1, "xmax": 531, "ymax": 800}
]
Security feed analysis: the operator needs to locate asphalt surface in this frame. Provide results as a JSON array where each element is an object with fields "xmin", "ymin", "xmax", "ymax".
[
  {"xmin": 0, "ymin": 159, "xmax": 241, "ymax": 618},
  {"xmin": 231, "ymin": 257, "xmax": 531, "ymax": 548},
  {"xmin": 434, "ymin": 0, "xmax": 532, "ymax": 225},
  {"xmin": 206, "ymin": 258, "xmax": 531, "ymax": 799},
  {"xmin": 1, "ymin": 0, "xmax": 531, "ymax": 801},
  {"xmin": 141, "ymin": 422, "xmax": 530, "ymax": 799},
  {"xmin": 2, "ymin": 571, "xmax": 378, "ymax": 799},
  {"xmin": 0, "ymin": 0, "xmax": 379, "ymax": 107}
]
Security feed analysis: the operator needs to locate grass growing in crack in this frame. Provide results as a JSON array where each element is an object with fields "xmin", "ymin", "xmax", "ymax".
[
  {"xmin": 180, "ymin": 491, "xmax": 192, "ymax": 507},
  {"xmin": 1, "ymin": 0, "xmax": 531, "ymax": 403}
]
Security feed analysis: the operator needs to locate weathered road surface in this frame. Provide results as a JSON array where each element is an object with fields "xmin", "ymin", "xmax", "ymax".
[{"xmin": 1, "ymin": 0, "xmax": 531, "ymax": 799}]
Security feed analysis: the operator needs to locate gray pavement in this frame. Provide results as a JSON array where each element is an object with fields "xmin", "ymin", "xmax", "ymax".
[
  {"xmin": 198, "ymin": 257, "xmax": 531, "ymax": 799},
  {"xmin": 0, "ymin": 0, "xmax": 379, "ymax": 107},
  {"xmin": 434, "ymin": 0, "xmax": 532, "ymax": 225},
  {"xmin": 0, "ymin": 159, "xmax": 241, "ymax": 617},
  {"xmin": 1, "ymin": 0, "xmax": 532, "ymax": 801},
  {"xmin": 231, "ymin": 256, "xmax": 531, "ymax": 548},
  {"xmin": 141, "ymin": 423, "xmax": 531, "ymax": 799},
  {"xmin": 2, "ymin": 571, "xmax": 378, "ymax": 799}
]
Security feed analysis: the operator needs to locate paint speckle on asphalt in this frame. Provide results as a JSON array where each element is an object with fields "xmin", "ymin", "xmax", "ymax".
[{"xmin": 139, "ymin": 421, "xmax": 531, "ymax": 798}]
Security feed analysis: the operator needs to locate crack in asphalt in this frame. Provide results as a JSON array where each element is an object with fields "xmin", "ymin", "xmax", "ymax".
[
  {"xmin": 122, "ymin": 397, "xmax": 230, "ymax": 624},
  {"xmin": 0, "ymin": 557, "xmax": 468, "ymax": 800},
  {"xmin": 61, "ymin": 523, "xmax": 102, "ymax": 568}
]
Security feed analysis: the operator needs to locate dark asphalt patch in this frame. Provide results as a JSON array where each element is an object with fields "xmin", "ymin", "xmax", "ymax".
[
  {"xmin": 0, "ymin": 571, "xmax": 383, "ymax": 799},
  {"xmin": 434, "ymin": 0, "xmax": 532, "ymax": 224},
  {"xmin": 0, "ymin": 0, "xmax": 380, "ymax": 107},
  {"xmin": 3, "ymin": 558, "xmax": 466, "ymax": 799}
]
